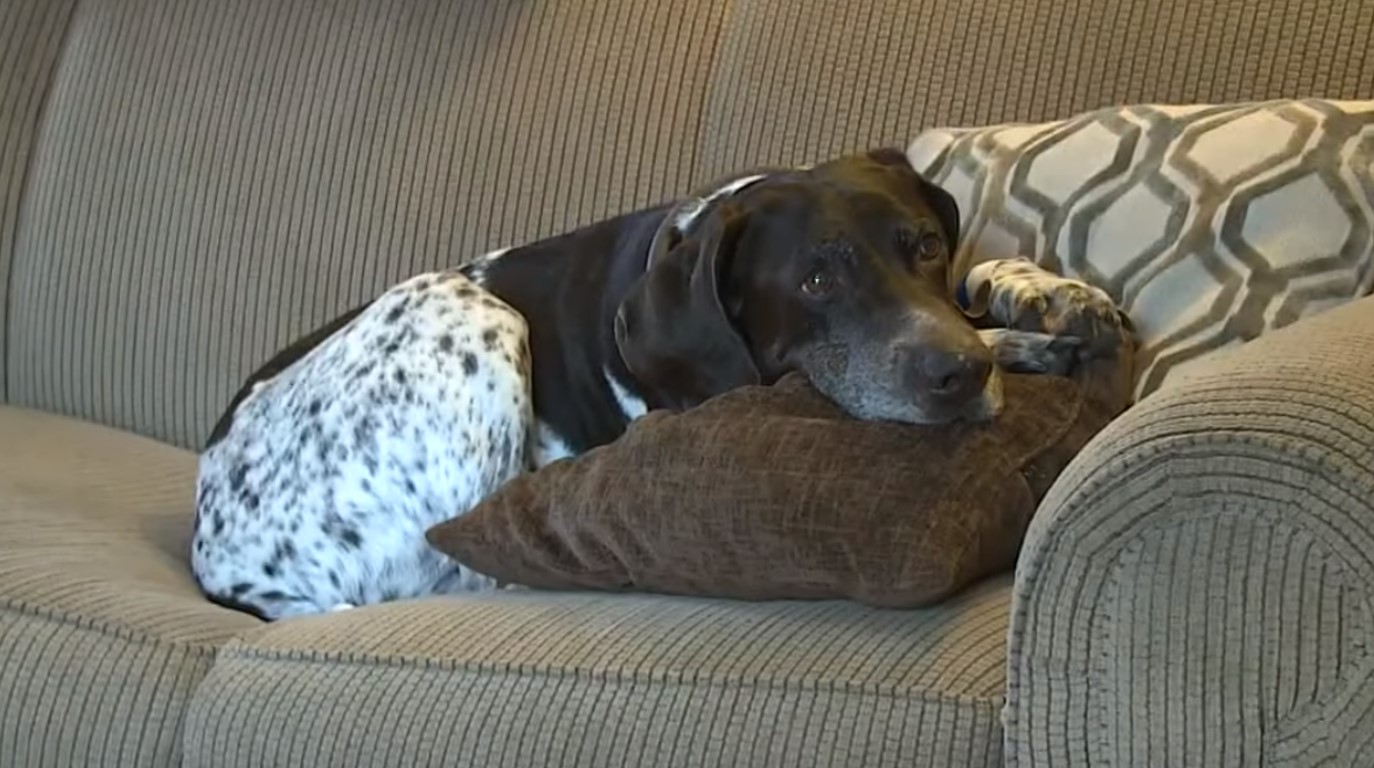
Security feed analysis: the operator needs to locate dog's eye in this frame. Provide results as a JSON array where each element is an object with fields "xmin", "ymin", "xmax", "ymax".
[
  {"xmin": 916, "ymin": 232, "xmax": 945, "ymax": 261},
  {"xmin": 801, "ymin": 268, "xmax": 834, "ymax": 297}
]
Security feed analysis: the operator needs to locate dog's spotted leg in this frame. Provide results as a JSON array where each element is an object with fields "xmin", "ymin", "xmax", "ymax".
[
  {"xmin": 192, "ymin": 269, "xmax": 531, "ymax": 621},
  {"xmin": 957, "ymin": 258, "xmax": 1130, "ymax": 359}
]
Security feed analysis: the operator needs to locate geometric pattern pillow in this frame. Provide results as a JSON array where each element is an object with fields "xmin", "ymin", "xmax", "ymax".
[{"xmin": 907, "ymin": 99, "xmax": 1374, "ymax": 398}]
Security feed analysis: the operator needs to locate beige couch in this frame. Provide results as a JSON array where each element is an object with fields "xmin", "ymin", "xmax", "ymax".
[{"xmin": 3, "ymin": 0, "xmax": 1373, "ymax": 765}]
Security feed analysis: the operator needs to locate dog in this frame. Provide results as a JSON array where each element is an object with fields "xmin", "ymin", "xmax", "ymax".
[{"xmin": 191, "ymin": 148, "xmax": 1126, "ymax": 620}]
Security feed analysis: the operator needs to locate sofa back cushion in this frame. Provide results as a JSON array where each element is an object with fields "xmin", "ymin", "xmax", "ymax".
[
  {"xmin": 4, "ymin": 0, "xmax": 1373, "ymax": 447},
  {"xmin": 697, "ymin": 0, "xmax": 1374, "ymax": 178},
  {"xmin": 4, "ymin": 0, "xmax": 731, "ymax": 447},
  {"xmin": 0, "ymin": 0, "xmax": 80, "ymax": 404}
]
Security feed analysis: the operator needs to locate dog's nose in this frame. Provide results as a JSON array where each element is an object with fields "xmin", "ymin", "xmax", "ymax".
[{"xmin": 901, "ymin": 346, "xmax": 993, "ymax": 402}]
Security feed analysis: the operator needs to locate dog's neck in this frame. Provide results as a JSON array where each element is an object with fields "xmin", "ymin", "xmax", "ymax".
[{"xmin": 471, "ymin": 205, "xmax": 672, "ymax": 461}]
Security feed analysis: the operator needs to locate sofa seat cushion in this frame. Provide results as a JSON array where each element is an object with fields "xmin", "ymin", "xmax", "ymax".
[
  {"xmin": 186, "ymin": 578, "xmax": 1013, "ymax": 768},
  {"xmin": 0, "ymin": 406, "xmax": 262, "ymax": 768}
]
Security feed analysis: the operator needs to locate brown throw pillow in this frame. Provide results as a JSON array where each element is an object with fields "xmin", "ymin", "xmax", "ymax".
[{"xmin": 427, "ymin": 350, "xmax": 1133, "ymax": 608}]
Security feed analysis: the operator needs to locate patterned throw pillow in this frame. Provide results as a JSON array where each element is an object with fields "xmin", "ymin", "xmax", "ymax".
[{"xmin": 906, "ymin": 99, "xmax": 1374, "ymax": 398}]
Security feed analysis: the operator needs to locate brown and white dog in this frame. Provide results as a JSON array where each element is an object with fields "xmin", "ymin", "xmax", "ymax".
[{"xmin": 190, "ymin": 148, "xmax": 1126, "ymax": 620}]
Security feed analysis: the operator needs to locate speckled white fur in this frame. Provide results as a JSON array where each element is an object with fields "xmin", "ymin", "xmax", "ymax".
[{"xmin": 191, "ymin": 269, "xmax": 531, "ymax": 620}]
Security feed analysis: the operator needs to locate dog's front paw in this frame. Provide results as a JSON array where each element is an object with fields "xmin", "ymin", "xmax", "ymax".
[
  {"xmin": 964, "ymin": 259, "xmax": 1128, "ymax": 358},
  {"xmin": 977, "ymin": 329, "xmax": 1082, "ymax": 376}
]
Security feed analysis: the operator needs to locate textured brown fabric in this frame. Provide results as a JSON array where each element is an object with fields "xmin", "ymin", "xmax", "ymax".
[
  {"xmin": 699, "ymin": 0, "xmax": 1374, "ymax": 178},
  {"xmin": 1006, "ymin": 294, "xmax": 1374, "ymax": 765},
  {"xmin": 429, "ymin": 350, "xmax": 1132, "ymax": 607},
  {"xmin": 0, "ymin": 405, "xmax": 261, "ymax": 767},
  {"xmin": 186, "ymin": 578, "xmax": 1012, "ymax": 768},
  {"xmin": 7, "ymin": 0, "xmax": 730, "ymax": 449},
  {"xmin": 0, "ymin": 0, "xmax": 79, "ymax": 402}
]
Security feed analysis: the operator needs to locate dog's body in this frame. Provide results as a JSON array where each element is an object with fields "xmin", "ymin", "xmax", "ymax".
[
  {"xmin": 193, "ymin": 150, "xmax": 1125, "ymax": 620},
  {"xmin": 194, "ymin": 208, "xmax": 672, "ymax": 619}
]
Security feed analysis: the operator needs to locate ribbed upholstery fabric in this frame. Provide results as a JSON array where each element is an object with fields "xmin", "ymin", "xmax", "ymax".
[
  {"xmin": 1006, "ymin": 294, "xmax": 1374, "ymax": 766},
  {"xmin": 0, "ymin": 0, "xmax": 79, "ymax": 402},
  {"xmin": 0, "ymin": 405, "xmax": 263, "ymax": 767},
  {"xmin": 185, "ymin": 579, "xmax": 1012, "ymax": 768},
  {"xmin": 698, "ymin": 0, "xmax": 1374, "ymax": 177},
  {"xmin": 7, "ymin": 0, "xmax": 730, "ymax": 449},
  {"xmin": 6, "ymin": 1, "xmax": 1374, "ymax": 765}
]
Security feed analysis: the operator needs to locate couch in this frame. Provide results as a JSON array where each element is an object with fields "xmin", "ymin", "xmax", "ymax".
[{"xmin": 3, "ymin": 0, "xmax": 1373, "ymax": 765}]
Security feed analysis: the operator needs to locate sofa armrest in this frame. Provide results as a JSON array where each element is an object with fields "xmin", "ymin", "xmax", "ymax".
[{"xmin": 1004, "ymin": 295, "xmax": 1374, "ymax": 767}]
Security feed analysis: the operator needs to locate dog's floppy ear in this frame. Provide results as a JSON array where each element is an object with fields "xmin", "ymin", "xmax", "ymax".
[
  {"xmin": 865, "ymin": 146, "xmax": 961, "ymax": 253},
  {"xmin": 916, "ymin": 175, "xmax": 961, "ymax": 253},
  {"xmin": 616, "ymin": 204, "xmax": 760, "ymax": 411}
]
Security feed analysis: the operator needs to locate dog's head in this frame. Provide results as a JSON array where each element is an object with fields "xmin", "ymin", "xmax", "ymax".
[{"xmin": 614, "ymin": 147, "xmax": 1002, "ymax": 424}]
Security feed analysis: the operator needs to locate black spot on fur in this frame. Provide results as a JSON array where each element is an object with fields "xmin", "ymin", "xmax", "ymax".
[
  {"xmin": 244, "ymin": 492, "xmax": 260, "ymax": 511},
  {"xmin": 486, "ymin": 380, "xmax": 495, "ymax": 392},
  {"xmin": 455, "ymin": 284, "xmax": 475, "ymax": 298},
  {"xmin": 263, "ymin": 562, "xmax": 279, "ymax": 578},
  {"xmin": 329, "ymin": 570, "xmax": 341, "ymax": 589},
  {"xmin": 340, "ymin": 528, "xmax": 363, "ymax": 549},
  {"xmin": 260, "ymin": 590, "xmax": 287, "ymax": 601},
  {"xmin": 353, "ymin": 362, "xmax": 375, "ymax": 380},
  {"xmin": 361, "ymin": 478, "xmax": 372, "ymax": 493},
  {"xmin": 383, "ymin": 339, "xmax": 400, "ymax": 355},
  {"xmin": 462, "ymin": 352, "xmax": 478, "ymax": 376},
  {"xmin": 438, "ymin": 334, "xmax": 454, "ymax": 353},
  {"xmin": 229, "ymin": 462, "xmax": 250, "ymax": 493},
  {"xmin": 404, "ymin": 479, "xmax": 417, "ymax": 494},
  {"xmin": 385, "ymin": 300, "xmax": 408, "ymax": 324},
  {"xmin": 308, "ymin": 399, "xmax": 322, "ymax": 416},
  {"xmin": 393, "ymin": 368, "xmax": 407, "ymax": 385},
  {"xmin": 482, "ymin": 328, "xmax": 499, "ymax": 350},
  {"xmin": 316, "ymin": 432, "xmax": 334, "ymax": 464},
  {"xmin": 231, "ymin": 582, "xmax": 253, "ymax": 596},
  {"xmin": 212, "ymin": 513, "xmax": 225, "ymax": 535},
  {"xmin": 205, "ymin": 592, "xmax": 269, "ymax": 620},
  {"xmin": 273, "ymin": 539, "xmax": 296, "ymax": 563},
  {"xmin": 353, "ymin": 417, "xmax": 376, "ymax": 451}
]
